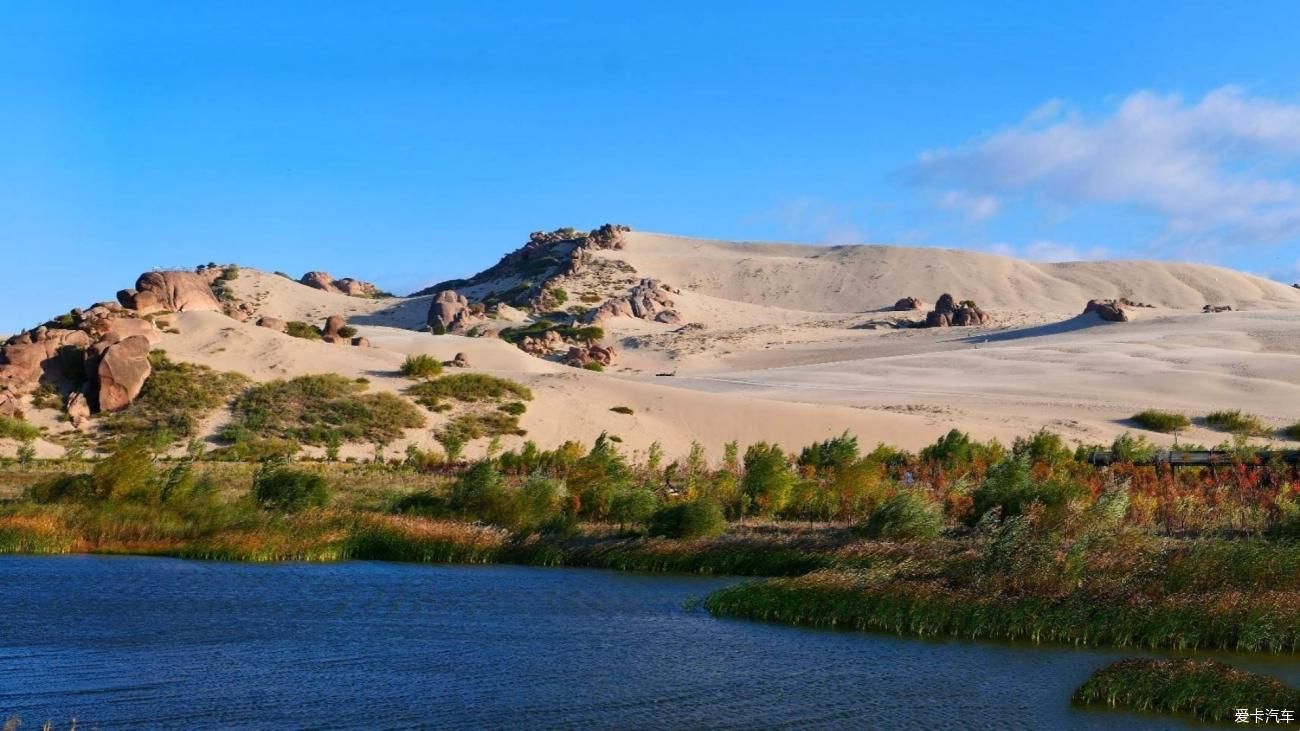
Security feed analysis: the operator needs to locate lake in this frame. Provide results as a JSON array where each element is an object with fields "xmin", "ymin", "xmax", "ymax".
[{"xmin": 0, "ymin": 555, "xmax": 1278, "ymax": 729}]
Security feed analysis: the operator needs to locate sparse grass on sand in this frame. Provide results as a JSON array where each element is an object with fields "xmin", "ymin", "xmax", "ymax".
[
  {"xmin": 1131, "ymin": 409, "xmax": 1191, "ymax": 433},
  {"xmin": 1203, "ymin": 409, "xmax": 1270, "ymax": 437}
]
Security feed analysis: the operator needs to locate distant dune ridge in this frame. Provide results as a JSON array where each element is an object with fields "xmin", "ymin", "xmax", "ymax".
[{"xmin": 3, "ymin": 226, "xmax": 1299, "ymax": 460}]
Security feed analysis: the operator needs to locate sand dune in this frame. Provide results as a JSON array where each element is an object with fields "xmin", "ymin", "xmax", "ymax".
[
  {"xmin": 6, "ymin": 231, "xmax": 1299, "ymax": 460},
  {"xmin": 612, "ymin": 232, "xmax": 1300, "ymax": 314}
]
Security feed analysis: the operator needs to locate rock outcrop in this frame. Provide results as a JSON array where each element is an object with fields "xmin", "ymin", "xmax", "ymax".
[
  {"xmin": 322, "ymin": 315, "xmax": 348, "ymax": 343},
  {"xmin": 449, "ymin": 352, "xmax": 470, "ymax": 368},
  {"xmin": 123, "ymin": 271, "xmax": 222, "ymax": 314},
  {"xmin": 923, "ymin": 294, "xmax": 990, "ymax": 328},
  {"xmin": 88, "ymin": 335, "xmax": 152, "ymax": 413},
  {"xmin": 894, "ymin": 297, "xmax": 925, "ymax": 311},
  {"xmin": 1203, "ymin": 304, "xmax": 1233, "ymax": 314},
  {"xmin": 1083, "ymin": 299, "xmax": 1130, "ymax": 322},
  {"xmin": 427, "ymin": 290, "xmax": 484, "ymax": 334},
  {"xmin": 300, "ymin": 271, "xmax": 380, "ymax": 297},
  {"xmin": 563, "ymin": 344, "xmax": 617, "ymax": 369},
  {"xmin": 519, "ymin": 330, "xmax": 566, "ymax": 356},
  {"xmin": 588, "ymin": 279, "xmax": 681, "ymax": 325}
]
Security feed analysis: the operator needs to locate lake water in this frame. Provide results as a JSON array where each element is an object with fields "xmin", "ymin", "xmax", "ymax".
[{"xmin": 1, "ymin": 556, "xmax": 1290, "ymax": 729}]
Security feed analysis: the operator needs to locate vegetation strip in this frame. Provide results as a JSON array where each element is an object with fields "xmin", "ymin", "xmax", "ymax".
[{"xmin": 1072, "ymin": 658, "xmax": 1300, "ymax": 723}]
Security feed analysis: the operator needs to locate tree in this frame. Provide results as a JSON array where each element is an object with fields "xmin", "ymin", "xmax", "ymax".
[{"xmin": 742, "ymin": 443, "xmax": 795, "ymax": 516}]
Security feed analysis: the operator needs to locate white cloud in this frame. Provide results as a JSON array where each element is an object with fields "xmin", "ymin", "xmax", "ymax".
[
  {"xmin": 907, "ymin": 86, "xmax": 1300, "ymax": 248},
  {"xmin": 938, "ymin": 190, "xmax": 1000, "ymax": 221}
]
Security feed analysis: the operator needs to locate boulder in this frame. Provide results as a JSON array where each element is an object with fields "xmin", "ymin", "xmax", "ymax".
[
  {"xmin": 301, "ymin": 271, "xmax": 380, "ymax": 297},
  {"xmin": 101, "ymin": 317, "xmax": 162, "ymax": 346},
  {"xmin": 1203, "ymin": 304, "xmax": 1233, "ymax": 314},
  {"xmin": 450, "ymin": 352, "xmax": 470, "ymax": 368},
  {"xmin": 0, "ymin": 328, "xmax": 93, "ymax": 393},
  {"xmin": 66, "ymin": 391, "xmax": 91, "ymax": 428},
  {"xmin": 427, "ymin": 290, "xmax": 484, "ymax": 333},
  {"xmin": 322, "ymin": 315, "xmax": 348, "ymax": 343},
  {"xmin": 587, "ymin": 279, "xmax": 678, "ymax": 324},
  {"xmin": 351, "ymin": 337, "xmax": 370, "ymax": 348},
  {"xmin": 1083, "ymin": 299, "xmax": 1130, "ymax": 323},
  {"xmin": 257, "ymin": 316, "xmax": 287, "ymax": 333},
  {"xmin": 563, "ymin": 344, "xmax": 617, "ymax": 369},
  {"xmin": 520, "ymin": 329, "xmax": 566, "ymax": 356},
  {"xmin": 923, "ymin": 294, "xmax": 990, "ymax": 328},
  {"xmin": 133, "ymin": 271, "xmax": 222, "ymax": 313},
  {"xmin": 893, "ymin": 297, "xmax": 925, "ymax": 311},
  {"xmin": 0, "ymin": 393, "xmax": 21, "ymax": 419},
  {"xmin": 654, "ymin": 310, "xmax": 683, "ymax": 325},
  {"xmin": 90, "ymin": 335, "xmax": 152, "ymax": 412}
]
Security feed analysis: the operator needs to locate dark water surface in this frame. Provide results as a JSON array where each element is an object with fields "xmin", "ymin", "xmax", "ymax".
[{"xmin": 0, "ymin": 556, "xmax": 1288, "ymax": 729}]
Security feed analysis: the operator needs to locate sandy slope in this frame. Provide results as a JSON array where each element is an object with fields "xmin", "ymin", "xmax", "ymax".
[
  {"xmin": 611, "ymin": 232, "xmax": 1300, "ymax": 314},
  {"xmin": 6, "ymin": 233, "xmax": 1300, "ymax": 460}
]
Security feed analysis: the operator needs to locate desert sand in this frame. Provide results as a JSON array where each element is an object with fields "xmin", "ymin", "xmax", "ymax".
[{"xmin": 7, "ymin": 231, "xmax": 1300, "ymax": 460}]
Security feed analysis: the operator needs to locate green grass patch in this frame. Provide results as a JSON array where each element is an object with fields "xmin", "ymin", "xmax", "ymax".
[
  {"xmin": 400, "ymin": 354, "xmax": 443, "ymax": 380},
  {"xmin": 0, "ymin": 416, "xmax": 40, "ymax": 442},
  {"xmin": 1073, "ymin": 658, "xmax": 1300, "ymax": 724},
  {"xmin": 227, "ymin": 374, "xmax": 425, "ymax": 446},
  {"xmin": 436, "ymin": 412, "xmax": 526, "ymax": 444},
  {"xmin": 1281, "ymin": 422, "xmax": 1300, "ymax": 441},
  {"xmin": 104, "ymin": 351, "xmax": 248, "ymax": 442},
  {"xmin": 285, "ymin": 321, "xmax": 323, "ymax": 340},
  {"xmin": 1131, "ymin": 409, "xmax": 1191, "ymax": 433},
  {"xmin": 1203, "ymin": 410, "xmax": 1270, "ymax": 437},
  {"xmin": 406, "ymin": 373, "xmax": 533, "ymax": 404}
]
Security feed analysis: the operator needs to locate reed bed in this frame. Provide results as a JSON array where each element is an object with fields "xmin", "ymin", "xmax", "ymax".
[{"xmin": 1073, "ymin": 658, "xmax": 1300, "ymax": 723}]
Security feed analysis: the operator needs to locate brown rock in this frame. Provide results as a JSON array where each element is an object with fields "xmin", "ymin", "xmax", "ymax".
[
  {"xmin": 134, "ymin": 271, "xmax": 222, "ymax": 313},
  {"xmin": 923, "ymin": 293, "xmax": 989, "ymax": 328},
  {"xmin": 323, "ymin": 315, "xmax": 348, "ymax": 341},
  {"xmin": 0, "ymin": 329, "xmax": 93, "ymax": 393},
  {"xmin": 301, "ymin": 271, "xmax": 379, "ymax": 297},
  {"xmin": 893, "ymin": 297, "xmax": 925, "ymax": 311},
  {"xmin": 351, "ymin": 337, "xmax": 370, "ymax": 348},
  {"xmin": 1203, "ymin": 304, "xmax": 1233, "ymax": 313},
  {"xmin": 427, "ymin": 290, "xmax": 484, "ymax": 333},
  {"xmin": 91, "ymin": 335, "xmax": 152, "ymax": 412},
  {"xmin": 1083, "ymin": 299, "xmax": 1130, "ymax": 322},
  {"xmin": 102, "ymin": 317, "xmax": 162, "ymax": 346},
  {"xmin": 563, "ymin": 344, "xmax": 617, "ymax": 369},
  {"xmin": 450, "ymin": 352, "xmax": 470, "ymax": 368},
  {"xmin": 257, "ymin": 316, "xmax": 287, "ymax": 333}
]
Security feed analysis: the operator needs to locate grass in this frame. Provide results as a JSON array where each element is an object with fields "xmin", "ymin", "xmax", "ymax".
[
  {"xmin": 0, "ymin": 416, "xmax": 41, "ymax": 442},
  {"xmin": 609, "ymin": 406, "xmax": 634, "ymax": 415},
  {"xmin": 1131, "ymin": 409, "xmax": 1191, "ymax": 433},
  {"xmin": 405, "ymin": 373, "xmax": 533, "ymax": 405},
  {"xmin": 436, "ymin": 412, "xmax": 526, "ymax": 443},
  {"xmin": 1203, "ymin": 409, "xmax": 1270, "ymax": 437},
  {"xmin": 284, "ymin": 321, "xmax": 323, "ymax": 340},
  {"xmin": 104, "ymin": 351, "xmax": 248, "ymax": 442},
  {"xmin": 1282, "ymin": 422, "xmax": 1300, "ymax": 441},
  {"xmin": 400, "ymin": 354, "xmax": 443, "ymax": 380},
  {"xmin": 226, "ymin": 374, "xmax": 425, "ymax": 446},
  {"xmin": 1073, "ymin": 658, "xmax": 1300, "ymax": 723}
]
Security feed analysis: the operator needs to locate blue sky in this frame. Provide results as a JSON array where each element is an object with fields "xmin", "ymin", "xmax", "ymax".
[{"xmin": 4, "ymin": 1, "xmax": 1300, "ymax": 332}]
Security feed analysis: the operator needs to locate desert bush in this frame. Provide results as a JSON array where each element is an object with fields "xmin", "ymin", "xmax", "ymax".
[
  {"xmin": 406, "ymin": 373, "xmax": 532, "ymax": 404},
  {"xmin": 28, "ymin": 474, "xmax": 97, "ymax": 503},
  {"xmin": 583, "ymin": 362, "xmax": 604, "ymax": 372},
  {"xmin": 104, "ymin": 351, "xmax": 248, "ymax": 442},
  {"xmin": 609, "ymin": 406, "xmax": 634, "ymax": 415},
  {"xmin": 498, "ymin": 401, "xmax": 527, "ymax": 416},
  {"xmin": 855, "ymin": 491, "xmax": 943, "ymax": 540},
  {"xmin": 1284, "ymin": 423, "xmax": 1300, "ymax": 441},
  {"xmin": 436, "ymin": 412, "xmax": 526, "ymax": 445},
  {"xmin": 336, "ymin": 325, "xmax": 358, "ymax": 339},
  {"xmin": 285, "ymin": 321, "xmax": 323, "ymax": 340},
  {"xmin": 252, "ymin": 459, "xmax": 331, "ymax": 511},
  {"xmin": 971, "ymin": 457, "xmax": 1085, "ymax": 522},
  {"xmin": 648, "ymin": 499, "xmax": 725, "ymax": 539},
  {"xmin": 0, "ymin": 416, "xmax": 40, "ymax": 442},
  {"xmin": 1203, "ymin": 409, "xmax": 1269, "ymax": 437},
  {"xmin": 1131, "ymin": 409, "xmax": 1190, "ymax": 433},
  {"xmin": 90, "ymin": 440, "xmax": 156, "ymax": 501},
  {"xmin": 1011, "ymin": 429, "xmax": 1074, "ymax": 467},
  {"xmin": 229, "ymin": 374, "xmax": 425, "ymax": 446},
  {"xmin": 400, "ymin": 354, "xmax": 443, "ymax": 380},
  {"xmin": 609, "ymin": 487, "xmax": 658, "ymax": 527}
]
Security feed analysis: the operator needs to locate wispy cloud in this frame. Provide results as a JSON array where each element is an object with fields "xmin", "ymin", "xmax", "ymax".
[
  {"xmin": 905, "ymin": 86, "xmax": 1300, "ymax": 250},
  {"xmin": 937, "ymin": 190, "xmax": 1000, "ymax": 221}
]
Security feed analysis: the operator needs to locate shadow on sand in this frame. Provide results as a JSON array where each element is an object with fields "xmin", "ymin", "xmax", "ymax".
[{"xmin": 957, "ymin": 314, "xmax": 1112, "ymax": 345}]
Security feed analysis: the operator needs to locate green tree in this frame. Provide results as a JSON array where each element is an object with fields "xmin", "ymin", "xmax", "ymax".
[{"xmin": 742, "ymin": 443, "xmax": 795, "ymax": 516}]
